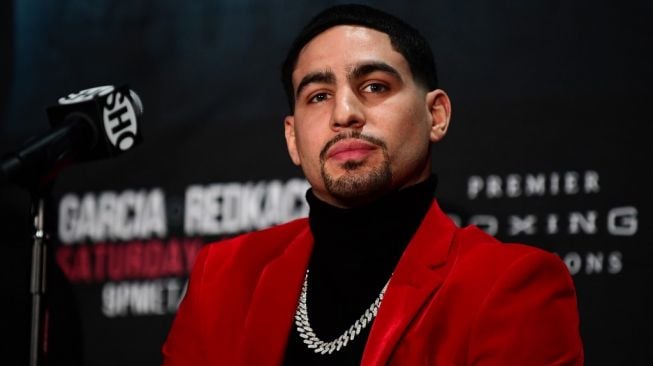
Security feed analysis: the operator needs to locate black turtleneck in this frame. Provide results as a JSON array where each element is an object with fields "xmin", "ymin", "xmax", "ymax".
[{"xmin": 283, "ymin": 176, "xmax": 438, "ymax": 365}]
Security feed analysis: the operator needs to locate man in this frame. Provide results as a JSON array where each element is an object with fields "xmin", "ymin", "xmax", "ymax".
[{"xmin": 163, "ymin": 4, "xmax": 583, "ymax": 365}]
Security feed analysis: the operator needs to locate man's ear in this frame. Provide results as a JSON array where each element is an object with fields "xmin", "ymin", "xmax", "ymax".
[
  {"xmin": 284, "ymin": 115, "xmax": 301, "ymax": 166},
  {"xmin": 426, "ymin": 89, "xmax": 452, "ymax": 143}
]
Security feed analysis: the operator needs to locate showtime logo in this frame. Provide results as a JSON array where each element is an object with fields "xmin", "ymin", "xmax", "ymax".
[{"xmin": 103, "ymin": 90, "xmax": 138, "ymax": 151}]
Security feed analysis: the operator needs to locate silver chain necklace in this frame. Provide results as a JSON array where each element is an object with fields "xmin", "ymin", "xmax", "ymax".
[{"xmin": 294, "ymin": 270, "xmax": 389, "ymax": 355}]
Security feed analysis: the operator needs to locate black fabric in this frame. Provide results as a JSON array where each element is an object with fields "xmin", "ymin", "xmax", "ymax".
[{"xmin": 283, "ymin": 176, "xmax": 437, "ymax": 365}]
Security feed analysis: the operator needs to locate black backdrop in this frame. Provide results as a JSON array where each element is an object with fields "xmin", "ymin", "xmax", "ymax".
[{"xmin": 1, "ymin": 1, "xmax": 651, "ymax": 365}]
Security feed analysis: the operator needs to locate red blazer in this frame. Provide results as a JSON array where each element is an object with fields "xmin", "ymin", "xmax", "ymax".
[{"xmin": 162, "ymin": 200, "xmax": 583, "ymax": 365}]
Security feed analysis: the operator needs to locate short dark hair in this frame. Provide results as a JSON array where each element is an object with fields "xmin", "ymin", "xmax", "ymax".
[{"xmin": 281, "ymin": 4, "xmax": 438, "ymax": 111}]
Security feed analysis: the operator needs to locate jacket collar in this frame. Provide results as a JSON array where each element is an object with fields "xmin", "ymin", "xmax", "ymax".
[
  {"xmin": 237, "ymin": 224, "xmax": 313, "ymax": 365},
  {"xmin": 362, "ymin": 199, "xmax": 456, "ymax": 365}
]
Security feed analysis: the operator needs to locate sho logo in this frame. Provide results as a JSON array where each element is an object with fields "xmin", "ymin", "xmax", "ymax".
[
  {"xmin": 58, "ymin": 85, "xmax": 115, "ymax": 105},
  {"xmin": 103, "ymin": 90, "xmax": 138, "ymax": 151}
]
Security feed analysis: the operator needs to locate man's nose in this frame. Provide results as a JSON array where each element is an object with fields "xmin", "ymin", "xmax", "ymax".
[{"xmin": 331, "ymin": 89, "xmax": 365, "ymax": 130}]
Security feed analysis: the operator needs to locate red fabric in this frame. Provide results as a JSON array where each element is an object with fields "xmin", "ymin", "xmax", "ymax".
[{"xmin": 162, "ymin": 201, "xmax": 583, "ymax": 365}]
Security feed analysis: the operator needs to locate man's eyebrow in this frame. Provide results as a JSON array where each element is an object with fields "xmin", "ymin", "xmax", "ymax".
[
  {"xmin": 348, "ymin": 62, "xmax": 402, "ymax": 82},
  {"xmin": 295, "ymin": 70, "xmax": 336, "ymax": 99}
]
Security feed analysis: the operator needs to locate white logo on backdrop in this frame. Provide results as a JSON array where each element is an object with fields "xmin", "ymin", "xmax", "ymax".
[{"xmin": 450, "ymin": 170, "xmax": 635, "ymax": 276}]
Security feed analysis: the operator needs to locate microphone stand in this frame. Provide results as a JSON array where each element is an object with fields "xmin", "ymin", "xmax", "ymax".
[
  {"xmin": 29, "ymin": 190, "xmax": 49, "ymax": 366},
  {"xmin": 1, "ymin": 84, "xmax": 143, "ymax": 365},
  {"xmin": 2, "ymin": 153, "xmax": 58, "ymax": 366}
]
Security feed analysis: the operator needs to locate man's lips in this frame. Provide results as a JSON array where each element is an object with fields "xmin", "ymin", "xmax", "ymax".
[{"xmin": 326, "ymin": 139, "xmax": 377, "ymax": 161}]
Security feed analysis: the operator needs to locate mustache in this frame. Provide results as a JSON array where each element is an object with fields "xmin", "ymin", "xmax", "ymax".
[{"xmin": 319, "ymin": 131, "xmax": 388, "ymax": 162}]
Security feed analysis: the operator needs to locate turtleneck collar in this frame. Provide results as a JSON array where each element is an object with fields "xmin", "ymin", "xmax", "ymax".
[{"xmin": 306, "ymin": 175, "xmax": 438, "ymax": 257}]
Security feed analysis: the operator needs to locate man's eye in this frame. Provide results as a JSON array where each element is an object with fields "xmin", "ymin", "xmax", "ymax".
[
  {"xmin": 362, "ymin": 83, "xmax": 388, "ymax": 93},
  {"xmin": 309, "ymin": 93, "xmax": 330, "ymax": 103}
]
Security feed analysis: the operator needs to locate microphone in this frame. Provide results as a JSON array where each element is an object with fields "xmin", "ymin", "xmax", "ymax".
[{"xmin": 1, "ymin": 85, "xmax": 144, "ymax": 189}]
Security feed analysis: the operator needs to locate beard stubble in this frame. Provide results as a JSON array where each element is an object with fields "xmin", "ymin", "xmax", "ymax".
[{"xmin": 319, "ymin": 131, "xmax": 392, "ymax": 204}]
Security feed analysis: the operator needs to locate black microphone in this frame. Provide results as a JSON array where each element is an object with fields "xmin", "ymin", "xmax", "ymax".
[{"xmin": 1, "ymin": 85, "xmax": 144, "ymax": 189}]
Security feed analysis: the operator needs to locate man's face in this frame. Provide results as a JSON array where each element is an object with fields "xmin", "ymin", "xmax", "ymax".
[{"xmin": 284, "ymin": 25, "xmax": 450, "ymax": 208}]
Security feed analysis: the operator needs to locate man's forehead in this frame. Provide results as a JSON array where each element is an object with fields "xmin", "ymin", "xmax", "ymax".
[
  {"xmin": 291, "ymin": 25, "xmax": 404, "ymax": 82},
  {"xmin": 298, "ymin": 25, "xmax": 393, "ymax": 57}
]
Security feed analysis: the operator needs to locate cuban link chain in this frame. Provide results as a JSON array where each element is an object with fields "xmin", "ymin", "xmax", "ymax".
[{"xmin": 294, "ymin": 270, "xmax": 389, "ymax": 355}]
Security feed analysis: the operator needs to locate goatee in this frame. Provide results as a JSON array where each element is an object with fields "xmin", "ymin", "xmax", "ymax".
[{"xmin": 319, "ymin": 131, "xmax": 392, "ymax": 204}]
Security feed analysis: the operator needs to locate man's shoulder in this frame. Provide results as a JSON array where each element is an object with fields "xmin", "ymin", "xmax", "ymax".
[{"xmin": 452, "ymin": 224, "xmax": 565, "ymax": 276}]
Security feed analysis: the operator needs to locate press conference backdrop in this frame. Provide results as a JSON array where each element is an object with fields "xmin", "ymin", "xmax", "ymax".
[{"xmin": 1, "ymin": 1, "xmax": 651, "ymax": 365}]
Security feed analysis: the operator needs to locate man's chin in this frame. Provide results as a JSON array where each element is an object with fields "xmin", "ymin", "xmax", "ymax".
[{"xmin": 321, "ymin": 163, "xmax": 392, "ymax": 206}]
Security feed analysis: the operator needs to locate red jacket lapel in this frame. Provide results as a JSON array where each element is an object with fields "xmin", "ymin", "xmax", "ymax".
[
  {"xmin": 237, "ymin": 226, "xmax": 314, "ymax": 365},
  {"xmin": 362, "ymin": 200, "xmax": 457, "ymax": 366}
]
